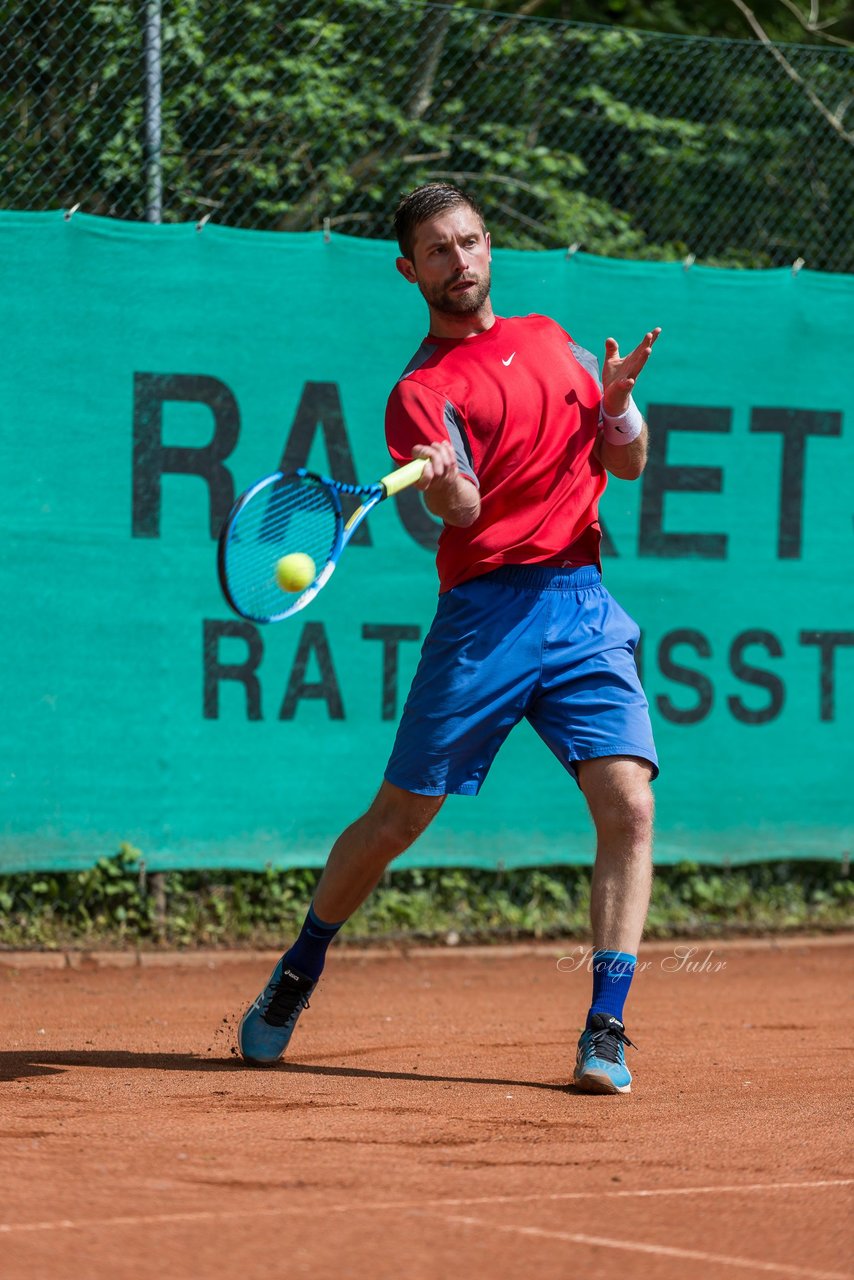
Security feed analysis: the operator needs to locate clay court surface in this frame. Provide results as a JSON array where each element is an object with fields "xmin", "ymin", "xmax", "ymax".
[{"xmin": 0, "ymin": 936, "xmax": 851, "ymax": 1280}]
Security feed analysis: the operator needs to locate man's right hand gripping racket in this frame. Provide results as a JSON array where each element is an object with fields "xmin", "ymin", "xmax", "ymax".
[{"xmin": 217, "ymin": 459, "xmax": 426, "ymax": 624}]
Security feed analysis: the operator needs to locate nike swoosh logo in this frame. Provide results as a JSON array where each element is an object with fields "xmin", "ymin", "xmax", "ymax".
[{"xmin": 502, "ymin": 353, "xmax": 516, "ymax": 366}]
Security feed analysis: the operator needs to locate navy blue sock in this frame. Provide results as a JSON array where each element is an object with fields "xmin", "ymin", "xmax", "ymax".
[
  {"xmin": 587, "ymin": 949, "xmax": 637, "ymax": 1027},
  {"xmin": 283, "ymin": 904, "xmax": 346, "ymax": 982}
]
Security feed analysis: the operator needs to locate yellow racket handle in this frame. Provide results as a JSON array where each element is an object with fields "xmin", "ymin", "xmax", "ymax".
[{"xmin": 379, "ymin": 457, "xmax": 427, "ymax": 498}]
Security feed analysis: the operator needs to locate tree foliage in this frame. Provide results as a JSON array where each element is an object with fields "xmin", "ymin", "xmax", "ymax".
[
  {"xmin": 474, "ymin": 0, "xmax": 854, "ymax": 44},
  {"xmin": 2, "ymin": 0, "xmax": 852, "ymax": 269}
]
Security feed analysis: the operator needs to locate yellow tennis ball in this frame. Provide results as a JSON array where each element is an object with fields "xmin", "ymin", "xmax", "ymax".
[{"xmin": 275, "ymin": 552, "xmax": 316, "ymax": 593}]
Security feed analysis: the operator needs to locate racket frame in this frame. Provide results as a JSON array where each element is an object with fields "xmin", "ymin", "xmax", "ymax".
[{"xmin": 217, "ymin": 458, "xmax": 425, "ymax": 624}]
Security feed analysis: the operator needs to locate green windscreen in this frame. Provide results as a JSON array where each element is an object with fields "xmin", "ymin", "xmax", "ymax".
[{"xmin": 0, "ymin": 212, "xmax": 851, "ymax": 871}]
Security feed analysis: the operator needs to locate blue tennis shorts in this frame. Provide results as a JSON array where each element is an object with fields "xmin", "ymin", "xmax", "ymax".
[{"xmin": 384, "ymin": 564, "xmax": 658, "ymax": 796}]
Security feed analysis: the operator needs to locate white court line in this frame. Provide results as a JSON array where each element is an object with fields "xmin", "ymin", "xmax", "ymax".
[
  {"xmin": 392, "ymin": 1177, "xmax": 854, "ymax": 1212},
  {"xmin": 0, "ymin": 1178, "xmax": 850, "ymax": 1237},
  {"xmin": 416, "ymin": 1211, "xmax": 852, "ymax": 1280}
]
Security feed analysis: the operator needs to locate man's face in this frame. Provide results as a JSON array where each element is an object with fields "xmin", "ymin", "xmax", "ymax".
[{"xmin": 397, "ymin": 206, "xmax": 492, "ymax": 315}]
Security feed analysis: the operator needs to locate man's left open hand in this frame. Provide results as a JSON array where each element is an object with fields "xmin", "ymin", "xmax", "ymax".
[{"xmin": 602, "ymin": 328, "xmax": 661, "ymax": 416}]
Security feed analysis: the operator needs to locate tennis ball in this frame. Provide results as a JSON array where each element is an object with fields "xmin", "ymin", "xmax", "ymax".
[{"xmin": 276, "ymin": 552, "xmax": 316, "ymax": 593}]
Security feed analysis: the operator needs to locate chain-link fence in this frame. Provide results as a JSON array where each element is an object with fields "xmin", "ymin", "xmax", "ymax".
[{"xmin": 3, "ymin": 0, "xmax": 852, "ymax": 270}]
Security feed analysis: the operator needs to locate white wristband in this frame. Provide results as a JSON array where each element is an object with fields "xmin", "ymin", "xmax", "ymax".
[{"xmin": 602, "ymin": 396, "xmax": 644, "ymax": 446}]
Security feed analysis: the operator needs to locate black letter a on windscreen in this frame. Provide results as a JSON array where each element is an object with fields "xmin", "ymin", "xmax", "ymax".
[{"xmin": 277, "ymin": 382, "xmax": 371, "ymax": 546}]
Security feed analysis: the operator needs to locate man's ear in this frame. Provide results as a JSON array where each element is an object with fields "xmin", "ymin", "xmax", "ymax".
[
  {"xmin": 396, "ymin": 256, "xmax": 418, "ymax": 285},
  {"xmin": 485, "ymin": 230, "xmax": 491, "ymax": 262}
]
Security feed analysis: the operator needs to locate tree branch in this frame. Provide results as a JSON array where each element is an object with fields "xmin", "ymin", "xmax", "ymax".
[
  {"xmin": 776, "ymin": 0, "xmax": 853, "ymax": 46},
  {"xmin": 405, "ymin": 5, "xmax": 453, "ymax": 121},
  {"xmin": 729, "ymin": 0, "xmax": 853, "ymax": 143}
]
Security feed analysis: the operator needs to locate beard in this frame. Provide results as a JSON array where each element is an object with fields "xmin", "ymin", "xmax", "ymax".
[{"xmin": 418, "ymin": 267, "xmax": 492, "ymax": 315}]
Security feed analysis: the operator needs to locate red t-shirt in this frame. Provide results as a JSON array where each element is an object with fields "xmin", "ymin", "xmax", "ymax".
[{"xmin": 385, "ymin": 313, "xmax": 607, "ymax": 592}]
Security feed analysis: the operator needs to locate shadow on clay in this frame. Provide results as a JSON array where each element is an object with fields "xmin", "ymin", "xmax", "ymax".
[{"xmin": 0, "ymin": 1049, "xmax": 571, "ymax": 1092}]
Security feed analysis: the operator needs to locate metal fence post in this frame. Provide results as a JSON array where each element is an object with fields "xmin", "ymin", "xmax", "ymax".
[{"xmin": 143, "ymin": 0, "xmax": 162, "ymax": 223}]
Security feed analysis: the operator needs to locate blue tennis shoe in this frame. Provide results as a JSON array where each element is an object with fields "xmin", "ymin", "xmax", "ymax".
[
  {"xmin": 573, "ymin": 1013, "xmax": 637, "ymax": 1094},
  {"xmin": 238, "ymin": 958, "xmax": 316, "ymax": 1065}
]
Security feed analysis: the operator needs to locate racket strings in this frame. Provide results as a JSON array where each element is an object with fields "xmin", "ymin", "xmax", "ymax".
[{"xmin": 223, "ymin": 474, "xmax": 340, "ymax": 621}]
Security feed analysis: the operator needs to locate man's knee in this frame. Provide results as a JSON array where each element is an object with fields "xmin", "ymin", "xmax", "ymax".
[
  {"xmin": 616, "ymin": 783, "xmax": 655, "ymax": 840},
  {"xmin": 580, "ymin": 757, "xmax": 655, "ymax": 844},
  {"xmin": 365, "ymin": 781, "xmax": 445, "ymax": 858}
]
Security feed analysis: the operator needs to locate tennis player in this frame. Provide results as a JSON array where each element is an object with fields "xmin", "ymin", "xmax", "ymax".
[{"xmin": 239, "ymin": 183, "xmax": 660, "ymax": 1094}]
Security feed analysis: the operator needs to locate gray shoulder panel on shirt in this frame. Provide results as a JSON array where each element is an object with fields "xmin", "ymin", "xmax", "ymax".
[
  {"xmin": 399, "ymin": 342, "xmax": 438, "ymax": 380},
  {"xmin": 569, "ymin": 339, "xmax": 602, "ymax": 391},
  {"xmin": 443, "ymin": 400, "xmax": 478, "ymax": 486}
]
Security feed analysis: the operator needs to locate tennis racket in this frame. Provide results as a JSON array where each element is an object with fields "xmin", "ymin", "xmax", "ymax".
[{"xmin": 217, "ymin": 458, "xmax": 426, "ymax": 623}]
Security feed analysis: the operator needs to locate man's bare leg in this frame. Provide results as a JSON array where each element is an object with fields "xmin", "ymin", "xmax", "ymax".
[
  {"xmin": 579, "ymin": 756, "xmax": 654, "ymax": 954},
  {"xmin": 572, "ymin": 755, "xmax": 654, "ymax": 1093},
  {"xmin": 238, "ymin": 781, "xmax": 444, "ymax": 1063},
  {"xmin": 313, "ymin": 781, "xmax": 446, "ymax": 921}
]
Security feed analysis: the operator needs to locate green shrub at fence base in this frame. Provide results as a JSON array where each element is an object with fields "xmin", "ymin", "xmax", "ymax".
[{"xmin": 0, "ymin": 846, "xmax": 850, "ymax": 950}]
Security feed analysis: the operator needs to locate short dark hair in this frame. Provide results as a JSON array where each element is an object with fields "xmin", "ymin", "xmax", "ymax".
[{"xmin": 394, "ymin": 183, "xmax": 485, "ymax": 260}]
